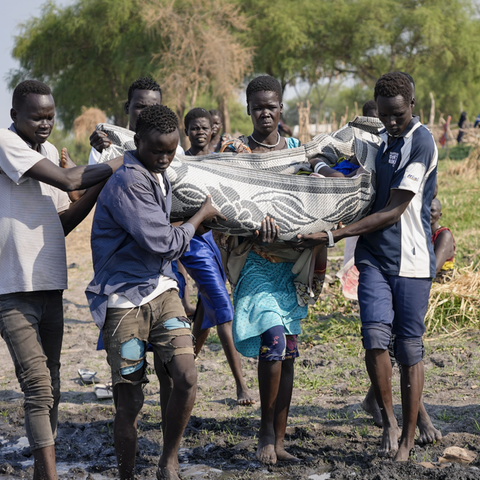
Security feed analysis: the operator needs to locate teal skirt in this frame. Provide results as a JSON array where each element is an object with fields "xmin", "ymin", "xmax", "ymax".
[{"xmin": 233, "ymin": 251, "xmax": 307, "ymax": 357}]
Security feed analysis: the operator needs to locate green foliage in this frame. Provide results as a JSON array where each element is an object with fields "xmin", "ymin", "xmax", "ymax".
[
  {"xmin": 9, "ymin": 0, "xmax": 161, "ymax": 129},
  {"xmin": 437, "ymin": 144, "xmax": 472, "ymax": 161},
  {"xmin": 48, "ymin": 127, "xmax": 91, "ymax": 165}
]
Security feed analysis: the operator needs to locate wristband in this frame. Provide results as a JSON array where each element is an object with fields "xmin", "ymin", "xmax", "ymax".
[
  {"xmin": 325, "ymin": 230, "xmax": 335, "ymax": 248},
  {"xmin": 314, "ymin": 161, "xmax": 328, "ymax": 174}
]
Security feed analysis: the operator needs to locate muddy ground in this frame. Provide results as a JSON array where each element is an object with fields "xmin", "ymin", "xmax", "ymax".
[{"xmin": 1, "ymin": 212, "xmax": 480, "ymax": 479}]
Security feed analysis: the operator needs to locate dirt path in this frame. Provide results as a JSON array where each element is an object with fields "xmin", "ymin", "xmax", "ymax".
[{"xmin": 1, "ymin": 213, "xmax": 480, "ymax": 479}]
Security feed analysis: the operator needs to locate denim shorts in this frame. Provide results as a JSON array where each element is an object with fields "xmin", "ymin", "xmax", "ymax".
[{"xmin": 102, "ymin": 289, "xmax": 194, "ymax": 387}]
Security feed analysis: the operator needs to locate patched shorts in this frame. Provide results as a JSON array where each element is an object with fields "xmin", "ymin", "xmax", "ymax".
[{"xmin": 102, "ymin": 289, "xmax": 194, "ymax": 387}]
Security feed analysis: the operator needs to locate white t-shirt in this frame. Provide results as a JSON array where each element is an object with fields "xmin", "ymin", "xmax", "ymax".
[{"xmin": 0, "ymin": 127, "xmax": 70, "ymax": 294}]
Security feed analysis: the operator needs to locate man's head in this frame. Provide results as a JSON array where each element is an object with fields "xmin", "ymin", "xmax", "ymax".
[
  {"xmin": 362, "ymin": 100, "xmax": 378, "ymax": 118},
  {"xmin": 430, "ymin": 198, "xmax": 442, "ymax": 227},
  {"xmin": 209, "ymin": 109, "xmax": 223, "ymax": 138},
  {"xmin": 125, "ymin": 77, "xmax": 162, "ymax": 131},
  {"xmin": 11, "ymin": 80, "xmax": 55, "ymax": 147},
  {"xmin": 246, "ymin": 75, "xmax": 283, "ymax": 136},
  {"xmin": 134, "ymin": 104, "xmax": 179, "ymax": 174},
  {"xmin": 184, "ymin": 108, "xmax": 213, "ymax": 150},
  {"xmin": 374, "ymin": 72, "xmax": 414, "ymax": 137}
]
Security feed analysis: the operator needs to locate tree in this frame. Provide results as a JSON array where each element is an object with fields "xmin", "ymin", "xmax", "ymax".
[
  {"xmin": 140, "ymin": 0, "xmax": 253, "ymax": 136},
  {"xmin": 9, "ymin": 0, "xmax": 163, "ymax": 129}
]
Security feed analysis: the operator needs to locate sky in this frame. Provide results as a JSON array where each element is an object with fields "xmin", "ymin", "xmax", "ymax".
[{"xmin": 0, "ymin": 0, "xmax": 73, "ymax": 127}]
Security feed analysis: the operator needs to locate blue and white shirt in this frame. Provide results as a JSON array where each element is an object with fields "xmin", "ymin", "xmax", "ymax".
[{"xmin": 355, "ymin": 117, "xmax": 437, "ymax": 278}]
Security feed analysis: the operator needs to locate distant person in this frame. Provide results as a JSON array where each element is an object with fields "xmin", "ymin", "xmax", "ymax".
[
  {"xmin": 85, "ymin": 104, "xmax": 225, "ymax": 480},
  {"xmin": 431, "ymin": 198, "xmax": 456, "ymax": 280},
  {"xmin": 362, "ymin": 99, "xmax": 378, "ymax": 118},
  {"xmin": 184, "ymin": 108, "xmax": 215, "ymax": 156},
  {"xmin": 457, "ymin": 111, "xmax": 468, "ymax": 143},
  {"xmin": 208, "ymin": 109, "xmax": 232, "ymax": 152},
  {"xmin": 0, "ymin": 79, "xmax": 122, "ymax": 480}
]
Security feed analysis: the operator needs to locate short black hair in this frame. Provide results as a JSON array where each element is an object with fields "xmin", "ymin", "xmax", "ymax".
[
  {"xmin": 398, "ymin": 72, "xmax": 415, "ymax": 89},
  {"xmin": 135, "ymin": 104, "xmax": 178, "ymax": 138},
  {"xmin": 209, "ymin": 109, "xmax": 222, "ymax": 121},
  {"xmin": 374, "ymin": 72, "xmax": 413, "ymax": 104},
  {"xmin": 246, "ymin": 75, "xmax": 283, "ymax": 104},
  {"xmin": 12, "ymin": 80, "xmax": 52, "ymax": 110},
  {"xmin": 362, "ymin": 100, "xmax": 377, "ymax": 116},
  {"xmin": 127, "ymin": 77, "xmax": 162, "ymax": 103},
  {"xmin": 184, "ymin": 108, "xmax": 212, "ymax": 130}
]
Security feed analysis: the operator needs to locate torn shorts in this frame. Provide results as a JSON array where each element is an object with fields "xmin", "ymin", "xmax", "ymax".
[{"xmin": 102, "ymin": 288, "xmax": 194, "ymax": 387}]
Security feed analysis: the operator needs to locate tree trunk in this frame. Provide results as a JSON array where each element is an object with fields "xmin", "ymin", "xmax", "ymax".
[{"xmin": 219, "ymin": 95, "xmax": 231, "ymax": 134}]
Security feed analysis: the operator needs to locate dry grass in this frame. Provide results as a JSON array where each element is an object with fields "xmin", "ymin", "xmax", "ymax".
[
  {"xmin": 425, "ymin": 264, "xmax": 480, "ymax": 334},
  {"xmin": 447, "ymin": 142, "xmax": 480, "ymax": 175},
  {"xmin": 73, "ymin": 107, "xmax": 107, "ymax": 140}
]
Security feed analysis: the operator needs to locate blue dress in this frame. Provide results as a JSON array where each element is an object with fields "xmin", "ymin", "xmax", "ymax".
[{"xmin": 232, "ymin": 136, "xmax": 307, "ymax": 358}]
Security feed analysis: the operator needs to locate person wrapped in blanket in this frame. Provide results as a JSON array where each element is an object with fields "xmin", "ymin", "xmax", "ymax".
[
  {"xmin": 174, "ymin": 107, "xmax": 254, "ymax": 405},
  {"xmin": 222, "ymin": 75, "xmax": 332, "ymax": 465},
  {"xmin": 430, "ymin": 198, "xmax": 455, "ymax": 281}
]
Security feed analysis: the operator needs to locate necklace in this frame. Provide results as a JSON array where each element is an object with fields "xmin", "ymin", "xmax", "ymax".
[{"xmin": 249, "ymin": 132, "xmax": 281, "ymax": 148}]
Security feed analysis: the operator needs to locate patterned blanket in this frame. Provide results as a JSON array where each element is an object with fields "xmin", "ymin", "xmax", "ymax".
[{"xmin": 96, "ymin": 117, "xmax": 383, "ymax": 241}]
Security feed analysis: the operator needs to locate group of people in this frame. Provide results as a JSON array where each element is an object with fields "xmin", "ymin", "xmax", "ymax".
[{"xmin": 0, "ymin": 70, "xmax": 452, "ymax": 480}]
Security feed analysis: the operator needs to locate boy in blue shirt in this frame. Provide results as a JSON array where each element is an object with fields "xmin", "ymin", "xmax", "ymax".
[{"xmin": 86, "ymin": 104, "xmax": 225, "ymax": 480}]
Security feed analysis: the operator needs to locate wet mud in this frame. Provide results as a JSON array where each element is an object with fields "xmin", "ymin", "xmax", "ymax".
[{"xmin": 1, "ymin": 214, "xmax": 480, "ymax": 479}]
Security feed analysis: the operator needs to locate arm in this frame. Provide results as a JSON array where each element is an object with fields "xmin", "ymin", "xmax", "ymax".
[
  {"xmin": 23, "ymin": 151, "xmax": 124, "ymax": 191},
  {"xmin": 59, "ymin": 179, "xmax": 108, "ymax": 236},
  {"xmin": 433, "ymin": 230, "xmax": 455, "ymax": 274},
  {"xmin": 309, "ymin": 157, "xmax": 345, "ymax": 177},
  {"xmin": 296, "ymin": 189, "xmax": 415, "ymax": 248}
]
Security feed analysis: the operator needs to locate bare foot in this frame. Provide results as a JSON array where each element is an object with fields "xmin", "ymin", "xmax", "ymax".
[
  {"xmin": 156, "ymin": 465, "xmax": 180, "ymax": 480},
  {"xmin": 61, "ymin": 148, "xmax": 76, "ymax": 168},
  {"xmin": 417, "ymin": 407, "xmax": 442, "ymax": 445},
  {"xmin": 275, "ymin": 446, "xmax": 301, "ymax": 463},
  {"xmin": 394, "ymin": 440, "xmax": 413, "ymax": 462},
  {"xmin": 256, "ymin": 433, "xmax": 277, "ymax": 464},
  {"xmin": 361, "ymin": 387, "xmax": 383, "ymax": 427},
  {"xmin": 379, "ymin": 426, "xmax": 401, "ymax": 457},
  {"xmin": 237, "ymin": 388, "xmax": 255, "ymax": 406},
  {"xmin": 417, "ymin": 420, "xmax": 442, "ymax": 444}
]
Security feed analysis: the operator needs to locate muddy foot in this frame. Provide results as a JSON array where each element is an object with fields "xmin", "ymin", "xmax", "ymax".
[
  {"xmin": 361, "ymin": 392, "xmax": 383, "ymax": 428},
  {"xmin": 275, "ymin": 447, "xmax": 301, "ymax": 463},
  {"xmin": 156, "ymin": 465, "xmax": 180, "ymax": 480},
  {"xmin": 394, "ymin": 441, "xmax": 414, "ymax": 462},
  {"xmin": 379, "ymin": 426, "xmax": 401, "ymax": 457},
  {"xmin": 417, "ymin": 422, "xmax": 442, "ymax": 445},
  {"xmin": 256, "ymin": 434, "xmax": 277, "ymax": 464},
  {"xmin": 237, "ymin": 388, "xmax": 255, "ymax": 406}
]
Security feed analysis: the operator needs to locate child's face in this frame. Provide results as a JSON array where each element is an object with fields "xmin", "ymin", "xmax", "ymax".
[
  {"xmin": 134, "ymin": 129, "xmax": 179, "ymax": 174},
  {"xmin": 211, "ymin": 115, "xmax": 222, "ymax": 137},
  {"xmin": 186, "ymin": 117, "xmax": 212, "ymax": 149},
  {"xmin": 248, "ymin": 91, "xmax": 283, "ymax": 136}
]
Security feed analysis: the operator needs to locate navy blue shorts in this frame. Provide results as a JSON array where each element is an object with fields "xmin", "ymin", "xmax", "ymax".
[{"xmin": 357, "ymin": 264, "xmax": 431, "ymax": 365}]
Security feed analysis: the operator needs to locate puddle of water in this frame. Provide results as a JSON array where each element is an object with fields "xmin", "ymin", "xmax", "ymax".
[
  {"xmin": 0, "ymin": 436, "xmax": 29, "ymax": 454},
  {"xmin": 180, "ymin": 464, "xmax": 223, "ymax": 478},
  {"xmin": 309, "ymin": 474, "xmax": 331, "ymax": 480}
]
